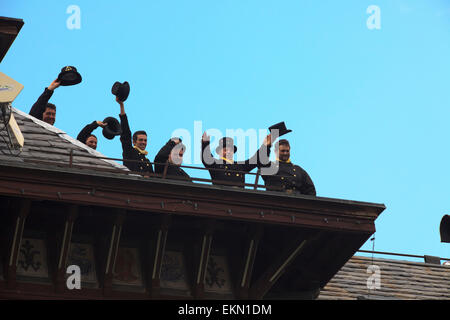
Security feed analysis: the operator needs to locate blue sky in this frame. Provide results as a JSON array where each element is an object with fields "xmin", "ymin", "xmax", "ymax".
[{"xmin": 2, "ymin": 0, "xmax": 450, "ymax": 262}]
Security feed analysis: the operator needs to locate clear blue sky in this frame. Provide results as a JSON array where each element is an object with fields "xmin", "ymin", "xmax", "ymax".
[{"xmin": 2, "ymin": 0, "xmax": 450, "ymax": 262}]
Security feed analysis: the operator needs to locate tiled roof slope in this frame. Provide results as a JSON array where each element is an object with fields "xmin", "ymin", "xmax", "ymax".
[
  {"xmin": 0, "ymin": 107, "xmax": 127, "ymax": 171},
  {"xmin": 318, "ymin": 256, "xmax": 450, "ymax": 300}
]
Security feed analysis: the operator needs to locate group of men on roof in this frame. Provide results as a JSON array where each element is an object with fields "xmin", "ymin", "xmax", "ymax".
[{"xmin": 28, "ymin": 73, "xmax": 316, "ymax": 196}]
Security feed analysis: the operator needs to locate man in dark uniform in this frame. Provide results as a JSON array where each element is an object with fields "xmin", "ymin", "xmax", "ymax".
[
  {"xmin": 154, "ymin": 137, "xmax": 191, "ymax": 181},
  {"xmin": 201, "ymin": 132, "xmax": 271, "ymax": 188},
  {"xmin": 76, "ymin": 120, "xmax": 106, "ymax": 150},
  {"xmin": 261, "ymin": 139, "xmax": 316, "ymax": 196},
  {"xmin": 29, "ymin": 79, "xmax": 60, "ymax": 125},
  {"xmin": 117, "ymin": 98, "xmax": 153, "ymax": 174}
]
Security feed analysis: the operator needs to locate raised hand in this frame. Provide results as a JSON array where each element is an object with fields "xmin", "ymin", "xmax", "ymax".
[
  {"xmin": 116, "ymin": 96, "xmax": 125, "ymax": 115},
  {"xmin": 263, "ymin": 134, "xmax": 272, "ymax": 147},
  {"xmin": 96, "ymin": 121, "xmax": 107, "ymax": 128},
  {"xmin": 202, "ymin": 132, "xmax": 210, "ymax": 143},
  {"xmin": 48, "ymin": 79, "xmax": 61, "ymax": 91},
  {"xmin": 116, "ymin": 96, "xmax": 124, "ymax": 105}
]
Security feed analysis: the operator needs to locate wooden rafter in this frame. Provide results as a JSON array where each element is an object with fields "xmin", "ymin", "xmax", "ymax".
[
  {"xmin": 249, "ymin": 234, "xmax": 309, "ymax": 299},
  {"xmin": 147, "ymin": 214, "xmax": 171, "ymax": 297},
  {"xmin": 236, "ymin": 224, "xmax": 264, "ymax": 299},
  {"xmin": 192, "ymin": 220, "xmax": 215, "ymax": 299},
  {"xmin": 55, "ymin": 205, "xmax": 78, "ymax": 292},
  {"xmin": 6, "ymin": 198, "xmax": 31, "ymax": 289},
  {"xmin": 102, "ymin": 209, "xmax": 126, "ymax": 296}
]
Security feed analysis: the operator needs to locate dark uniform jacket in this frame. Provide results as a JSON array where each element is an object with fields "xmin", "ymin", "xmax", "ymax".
[
  {"xmin": 261, "ymin": 160, "xmax": 316, "ymax": 196},
  {"xmin": 119, "ymin": 113, "xmax": 153, "ymax": 174},
  {"xmin": 201, "ymin": 141, "xmax": 270, "ymax": 187},
  {"xmin": 77, "ymin": 121, "xmax": 98, "ymax": 144},
  {"xmin": 154, "ymin": 139, "xmax": 191, "ymax": 182},
  {"xmin": 29, "ymin": 87, "xmax": 53, "ymax": 120}
]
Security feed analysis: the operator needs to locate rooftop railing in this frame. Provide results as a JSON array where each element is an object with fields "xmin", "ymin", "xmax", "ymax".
[
  {"xmin": 357, "ymin": 249, "xmax": 450, "ymax": 265},
  {"xmin": 19, "ymin": 148, "xmax": 300, "ymax": 192}
]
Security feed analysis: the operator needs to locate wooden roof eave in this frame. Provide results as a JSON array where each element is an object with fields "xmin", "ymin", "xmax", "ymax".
[
  {"xmin": 0, "ymin": 16, "xmax": 24, "ymax": 63},
  {"xmin": 0, "ymin": 161, "xmax": 385, "ymax": 234}
]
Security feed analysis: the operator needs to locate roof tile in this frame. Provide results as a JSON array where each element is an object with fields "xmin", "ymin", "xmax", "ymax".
[{"xmin": 318, "ymin": 256, "xmax": 450, "ymax": 300}]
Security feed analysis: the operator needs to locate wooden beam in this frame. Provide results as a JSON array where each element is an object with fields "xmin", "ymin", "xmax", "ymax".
[
  {"xmin": 0, "ymin": 164, "xmax": 384, "ymax": 234},
  {"xmin": 54, "ymin": 205, "xmax": 78, "ymax": 293},
  {"xmin": 249, "ymin": 235, "xmax": 308, "ymax": 299},
  {"xmin": 318, "ymin": 232, "xmax": 373, "ymax": 288},
  {"xmin": 236, "ymin": 225, "xmax": 264, "ymax": 299},
  {"xmin": 193, "ymin": 220, "xmax": 215, "ymax": 299},
  {"xmin": 0, "ymin": 17, "xmax": 24, "ymax": 63},
  {"xmin": 102, "ymin": 209, "xmax": 126, "ymax": 296},
  {"xmin": 0, "ymin": 26, "xmax": 20, "ymax": 35},
  {"xmin": 147, "ymin": 215, "xmax": 171, "ymax": 298},
  {"xmin": 6, "ymin": 199, "xmax": 31, "ymax": 289}
]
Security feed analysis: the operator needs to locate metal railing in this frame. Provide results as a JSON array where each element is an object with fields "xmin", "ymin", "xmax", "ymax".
[
  {"xmin": 20, "ymin": 148, "xmax": 298, "ymax": 192},
  {"xmin": 357, "ymin": 249, "xmax": 450, "ymax": 264}
]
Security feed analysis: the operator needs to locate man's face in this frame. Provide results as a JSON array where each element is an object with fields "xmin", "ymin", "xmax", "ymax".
[
  {"xmin": 134, "ymin": 134, "xmax": 147, "ymax": 150},
  {"xmin": 42, "ymin": 107, "xmax": 56, "ymax": 125},
  {"xmin": 220, "ymin": 147, "xmax": 234, "ymax": 160},
  {"xmin": 86, "ymin": 136, "xmax": 97, "ymax": 150},
  {"xmin": 277, "ymin": 145, "xmax": 290, "ymax": 162}
]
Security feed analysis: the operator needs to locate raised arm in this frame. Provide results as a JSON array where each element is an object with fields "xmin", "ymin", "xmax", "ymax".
[
  {"xmin": 118, "ymin": 98, "xmax": 132, "ymax": 151},
  {"xmin": 76, "ymin": 121, "xmax": 105, "ymax": 143},
  {"xmin": 154, "ymin": 138, "xmax": 179, "ymax": 173},
  {"xmin": 201, "ymin": 132, "xmax": 216, "ymax": 168},
  {"xmin": 242, "ymin": 134, "xmax": 272, "ymax": 172},
  {"xmin": 29, "ymin": 79, "xmax": 60, "ymax": 119}
]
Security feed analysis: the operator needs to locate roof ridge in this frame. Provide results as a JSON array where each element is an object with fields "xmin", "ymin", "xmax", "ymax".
[
  {"xmin": 352, "ymin": 255, "xmax": 449, "ymax": 268},
  {"xmin": 12, "ymin": 107, "xmax": 128, "ymax": 171}
]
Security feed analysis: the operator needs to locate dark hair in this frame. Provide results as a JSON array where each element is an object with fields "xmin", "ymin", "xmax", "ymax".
[
  {"xmin": 133, "ymin": 130, "xmax": 147, "ymax": 143},
  {"xmin": 275, "ymin": 139, "xmax": 290, "ymax": 150},
  {"xmin": 86, "ymin": 134, "xmax": 97, "ymax": 142},
  {"xmin": 45, "ymin": 103, "xmax": 56, "ymax": 111}
]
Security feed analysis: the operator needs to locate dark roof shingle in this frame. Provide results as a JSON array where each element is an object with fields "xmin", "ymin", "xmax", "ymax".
[
  {"xmin": 318, "ymin": 256, "xmax": 450, "ymax": 300},
  {"xmin": 0, "ymin": 107, "xmax": 127, "ymax": 172}
]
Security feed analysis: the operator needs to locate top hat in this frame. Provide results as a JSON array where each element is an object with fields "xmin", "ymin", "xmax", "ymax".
[
  {"xmin": 102, "ymin": 117, "xmax": 122, "ymax": 140},
  {"xmin": 57, "ymin": 66, "xmax": 82, "ymax": 86},
  {"xmin": 216, "ymin": 137, "xmax": 237, "ymax": 154},
  {"xmin": 440, "ymin": 215, "xmax": 450, "ymax": 243},
  {"xmin": 111, "ymin": 81, "xmax": 130, "ymax": 102},
  {"xmin": 268, "ymin": 121, "xmax": 292, "ymax": 137}
]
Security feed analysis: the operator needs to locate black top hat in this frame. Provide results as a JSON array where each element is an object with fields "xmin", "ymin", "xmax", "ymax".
[
  {"xmin": 111, "ymin": 81, "xmax": 130, "ymax": 102},
  {"xmin": 268, "ymin": 122, "xmax": 292, "ymax": 137},
  {"xmin": 102, "ymin": 117, "xmax": 122, "ymax": 140},
  {"xmin": 57, "ymin": 66, "xmax": 82, "ymax": 86},
  {"xmin": 216, "ymin": 137, "xmax": 237, "ymax": 154}
]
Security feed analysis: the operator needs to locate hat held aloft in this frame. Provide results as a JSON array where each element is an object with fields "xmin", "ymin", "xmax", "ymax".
[
  {"xmin": 57, "ymin": 66, "xmax": 82, "ymax": 86},
  {"xmin": 111, "ymin": 81, "xmax": 130, "ymax": 102},
  {"xmin": 268, "ymin": 121, "xmax": 292, "ymax": 138},
  {"xmin": 102, "ymin": 116, "xmax": 122, "ymax": 140}
]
